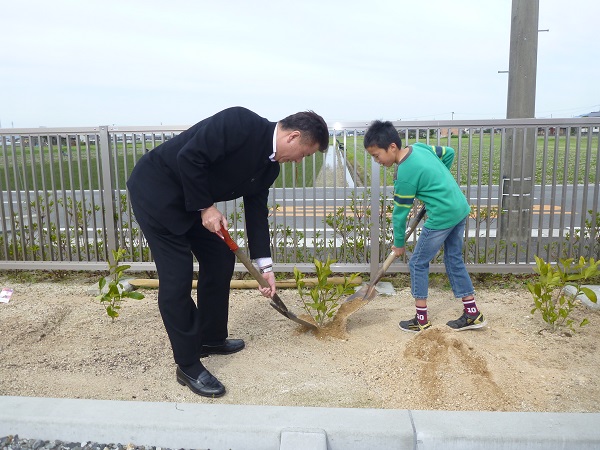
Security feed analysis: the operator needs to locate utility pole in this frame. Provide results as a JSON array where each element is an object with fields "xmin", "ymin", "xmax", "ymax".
[{"xmin": 499, "ymin": 0, "xmax": 539, "ymax": 245}]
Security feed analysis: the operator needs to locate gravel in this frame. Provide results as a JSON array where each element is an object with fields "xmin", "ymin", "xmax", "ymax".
[{"xmin": 0, "ymin": 435, "xmax": 200, "ymax": 450}]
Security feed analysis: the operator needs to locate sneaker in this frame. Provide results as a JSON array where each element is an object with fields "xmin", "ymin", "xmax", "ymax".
[
  {"xmin": 446, "ymin": 312, "xmax": 487, "ymax": 331},
  {"xmin": 399, "ymin": 316, "xmax": 432, "ymax": 333}
]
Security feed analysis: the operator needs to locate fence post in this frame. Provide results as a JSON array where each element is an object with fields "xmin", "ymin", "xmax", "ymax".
[
  {"xmin": 98, "ymin": 126, "xmax": 118, "ymax": 261},
  {"xmin": 369, "ymin": 160, "xmax": 381, "ymax": 278}
]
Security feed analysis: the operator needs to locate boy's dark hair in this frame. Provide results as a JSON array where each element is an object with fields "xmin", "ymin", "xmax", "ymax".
[
  {"xmin": 364, "ymin": 120, "xmax": 402, "ymax": 150},
  {"xmin": 280, "ymin": 111, "xmax": 330, "ymax": 152}
]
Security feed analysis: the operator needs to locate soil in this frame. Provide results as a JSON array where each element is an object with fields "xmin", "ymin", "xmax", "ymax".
[{"xmin": 1, "ymin": 273, "xmax": 599, "ymax": 412}]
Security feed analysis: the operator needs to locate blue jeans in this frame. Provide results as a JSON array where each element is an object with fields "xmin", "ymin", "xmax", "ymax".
[{"xmin": 408, "ymin": 217, "xmax": 474, "ymax": 300}]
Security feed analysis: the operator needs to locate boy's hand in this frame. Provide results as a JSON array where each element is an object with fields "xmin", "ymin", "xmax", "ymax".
[{"xmin": 392, "ymin": 245, "xmax": 405, "ymax": 257}]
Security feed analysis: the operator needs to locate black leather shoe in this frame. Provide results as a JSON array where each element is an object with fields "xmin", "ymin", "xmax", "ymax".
[
  {"xmin": 176, "ymin": 366, "xmax": 226, "ymax": 398},
  {"xmin": 200, "ymin": 338, "xmax": 245, "ymax": 357}
]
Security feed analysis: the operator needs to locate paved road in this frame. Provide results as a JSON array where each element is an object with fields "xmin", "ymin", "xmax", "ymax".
[
  {"xmin": 1, "ymin": 184, "xmax": 596, "ymax": 236},
  {"xmin": 263, "ymin": 184, "xmax": 595, "ymax": 232}
]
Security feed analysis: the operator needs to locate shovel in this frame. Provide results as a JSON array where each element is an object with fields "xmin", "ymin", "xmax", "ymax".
[
  {"xmin": 219, "ymin": 225, "xmax": 318, "ymax": 330},
  {"xmin": 343, "ymin": 206, "xmax": 426, "ymax": 305}
]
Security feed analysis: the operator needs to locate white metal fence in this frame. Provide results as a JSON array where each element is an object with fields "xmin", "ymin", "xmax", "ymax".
[{"xmin": 1, "ymin": 118, "xmax": 599, "ymax": 277}]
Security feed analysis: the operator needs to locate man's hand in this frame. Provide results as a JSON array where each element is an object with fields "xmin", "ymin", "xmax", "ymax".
[
  {"xmin": 392, "ymin": 245, "xmax": 405, "ymax": 257},
  {"xmin": 201, "ymin": 205, "xmax": 227, "ymax": 233},
  {"xmin": 258, "ymin": 271, "xmax": 276, "ymax": 298}
]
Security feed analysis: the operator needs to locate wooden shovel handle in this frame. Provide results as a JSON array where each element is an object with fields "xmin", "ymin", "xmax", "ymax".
[
  {"xmin": 218, "ymin": 226, "xmax": 315, "ymax": 328},
  {"xmin": 219, "ymin": 225, "xmax": 270, "ymax": 289},
  {"xmin": 369, "ymin": 206, "xmax": 426, "ymax": 286}
]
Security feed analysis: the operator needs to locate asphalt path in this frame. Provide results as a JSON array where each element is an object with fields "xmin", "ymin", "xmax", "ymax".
[
  {"xmin": 1, "ymin": 184, "xmax": 596, "ymax": 237},
  {"xmin": 263, "ymin": 184, "xmax": 596, "ymax": 235}
]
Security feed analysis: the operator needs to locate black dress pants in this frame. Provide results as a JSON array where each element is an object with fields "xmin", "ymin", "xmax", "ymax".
[{"xmin": 131, "ymin": 201, "xmax": 235, "ymax": 366}]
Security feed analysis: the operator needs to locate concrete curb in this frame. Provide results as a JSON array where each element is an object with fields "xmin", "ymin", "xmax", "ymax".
[
  {"xmin": 410, "ymin": 409, "xmax": 600, "ymax": 449},
  {"xmin": 1, "ymin": 396, "xmax": 599, "ymax": 449},
  {"xmin": 564, "ymin": 284, "xmax": 600, "ymax": 310}
]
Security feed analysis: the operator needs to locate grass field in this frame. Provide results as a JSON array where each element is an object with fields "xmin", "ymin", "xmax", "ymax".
[
  {"xmin": 1, "ymin": 141, "xmax": 327, "ymax": 191},
  {"xmin": 1, "ymin": 133, "xmax": 596, "ymax": 192},
  {"xmin": 274, "ymin": 150, "xmax": 325, "ymax": 188},
  {"xmin": 339, "ymin": 133, "xmax": 598, "ymax": 186}
]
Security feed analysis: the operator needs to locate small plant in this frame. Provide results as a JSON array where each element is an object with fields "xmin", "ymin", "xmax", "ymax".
[
  {"xmin": 294, "ymin": 257, "xmax": 359, "ymax": 327},
  {"xmin": 96, "ymin": 248, "xmax": 144, "ymax": 321},
  {"xmin": 527, "ymin": 255, "xmax": 599, "ymax": 332}
]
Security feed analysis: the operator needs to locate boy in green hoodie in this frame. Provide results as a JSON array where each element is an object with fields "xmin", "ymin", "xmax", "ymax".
[{"xmin": 364, "ymin": 120, "xmax": 487, "ymax": 332}]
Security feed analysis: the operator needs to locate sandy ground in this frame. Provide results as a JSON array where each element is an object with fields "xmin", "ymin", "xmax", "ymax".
[{"xmin": 1, "ymin": 273, "xmax": 599, "ymax": 413}]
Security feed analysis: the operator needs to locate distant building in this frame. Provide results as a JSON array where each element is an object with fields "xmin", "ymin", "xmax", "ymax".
[
  {"xmin": 579, "ymin": 111, "xmax": 600, "ymax": 118},
  {"xmin": 439, "ymin": 128, "xmax": 460, "ymax": 137},
  {"xmin": 579, "ymin": 111, "xmax": 600, "ymax": 133}
]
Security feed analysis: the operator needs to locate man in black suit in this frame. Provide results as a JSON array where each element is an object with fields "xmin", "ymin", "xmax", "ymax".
[{"xmin": 126, "ymin": 106, "xmax": 329, "ymax": 397}]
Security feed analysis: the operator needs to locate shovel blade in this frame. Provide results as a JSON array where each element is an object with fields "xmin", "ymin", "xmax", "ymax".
[
  {"xmin": 344, "ymin": 285, "xmax": 368, "ymax": 303},
  {"xmin": 269, "ymin": 301, "xmax": 317, "ymax": 330},
  {"xmin": 362, "ymin": 285, "xmax": 379, "ymax": 301},
  {"xmin": 343, "ymin": 283, "xmax": 379, "ymax": 303}
]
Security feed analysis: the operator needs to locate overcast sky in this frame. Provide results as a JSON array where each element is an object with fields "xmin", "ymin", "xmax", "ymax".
[{"xmin": 1, "ymin": 0, "xmax": 598, "ymax": 128}]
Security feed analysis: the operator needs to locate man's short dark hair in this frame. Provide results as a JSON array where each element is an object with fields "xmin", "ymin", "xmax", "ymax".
[
  {"xmin": 280, "ymin": 111, "xmax": 330, "ymax": 152},
  {"xmin": 364, "ymin": 120, "xmax": 402, "ymax": 149}
]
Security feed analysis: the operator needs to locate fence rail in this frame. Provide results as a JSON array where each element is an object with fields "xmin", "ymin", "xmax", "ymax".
[{"xmin": 1, "ymin": 118, "xmax": 599, "ymax": 277}]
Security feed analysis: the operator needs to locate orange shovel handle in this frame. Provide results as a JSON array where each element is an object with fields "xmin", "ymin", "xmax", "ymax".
[{"xmin": 220, "ymin": 225, "xmax": 239, "ymax": 252}]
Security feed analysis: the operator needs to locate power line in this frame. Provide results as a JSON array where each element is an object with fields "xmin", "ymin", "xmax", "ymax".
[{"xmin": 536, "ymin": 104, "xmax": 600, "ymax": 115}]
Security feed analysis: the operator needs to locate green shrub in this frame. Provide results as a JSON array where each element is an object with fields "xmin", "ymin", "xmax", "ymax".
[
  {"xmin": 96, "ymin": 248, "xmax": 145, "ymax": 321},
  {"xmin": 527, "ymin": 255, "xmax": 598, "ymax": 332},
  {"xmin": 294, "ymin": 257, "xmax": 359, "ymax": 327}
]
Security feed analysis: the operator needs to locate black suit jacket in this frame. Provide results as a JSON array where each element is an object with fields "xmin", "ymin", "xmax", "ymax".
[{"xmin": 127, "ymin": 107, "xmax": 280, "ymax": 259}]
